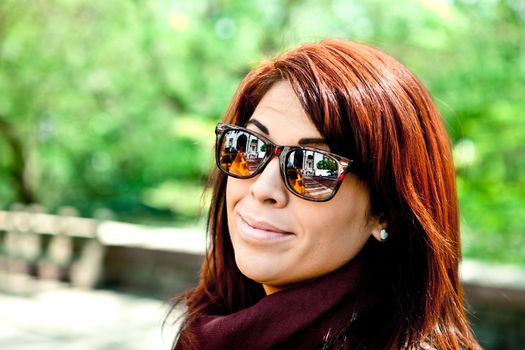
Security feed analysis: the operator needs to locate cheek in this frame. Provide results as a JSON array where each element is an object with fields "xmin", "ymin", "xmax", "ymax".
[
  {"xmin": 300, "ymin": 202, "xmax": 368, "ymax": 247},
  {"xmin": 226, "ymin": 177, "xmax": 253, "ymax": 233},
  {"xmin": 298, "ymin": 183, "xmax": 372, "ymax": 262},
  {"xmin": 301, "ymin": 180, "xmax": 370, "ymax": 232},
  {"xmin": 226, "ymin": 177, "xmax": 247, "ymax": 211}
]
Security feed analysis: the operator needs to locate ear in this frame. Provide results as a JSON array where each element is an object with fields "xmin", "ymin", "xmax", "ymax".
[{"xmin": 369, "ymin": 215, "xmax": 388, "ymax": 242}]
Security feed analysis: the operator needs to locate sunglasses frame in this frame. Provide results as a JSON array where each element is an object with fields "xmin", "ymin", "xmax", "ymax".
[{"xmin": 215, "ymin": 122, "xmax": 353, "ymax": 202}]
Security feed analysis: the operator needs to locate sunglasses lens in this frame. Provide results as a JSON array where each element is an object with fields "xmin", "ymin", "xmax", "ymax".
[
  {"xmin": 286, "ymin": 149, "xmax": 340, "ymax": 200},
  {"xmin": 215, "ymin": 124, "xmax": 347, "ymax": 201},
  {"xmin": 217, "ymin": 129, "xmax": 268, "ymax": 177}
]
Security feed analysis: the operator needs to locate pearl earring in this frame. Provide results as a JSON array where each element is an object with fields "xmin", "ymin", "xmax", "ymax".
[{"xmin": 379, "ymin": 228, "xmax": 389, "ymax": 241}]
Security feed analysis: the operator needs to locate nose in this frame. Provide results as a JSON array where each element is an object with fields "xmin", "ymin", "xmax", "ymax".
[{"xmin": 249, "ymin": 156, "xmax": 289, "ymax": 207}]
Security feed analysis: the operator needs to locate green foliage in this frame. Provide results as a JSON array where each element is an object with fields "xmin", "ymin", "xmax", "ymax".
[
  {"xmin": 316, "ymin": 159, "xmax": 337, "ymax": 172},
  {"xmin": 0, "ymin": 0, "xmax": 523, "ymax": 262}
]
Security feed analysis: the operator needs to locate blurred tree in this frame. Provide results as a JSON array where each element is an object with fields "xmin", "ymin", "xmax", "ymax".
[{"xmin": 0, "ymin": 0, "xmax": 523, "ymax": 261}]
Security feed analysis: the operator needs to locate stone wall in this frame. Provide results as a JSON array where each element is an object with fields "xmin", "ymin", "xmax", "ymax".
[
  {"xmin": 1, "ymin": 208, "xmax": 524, "ymax": 349},
  {"xmin": 462, "ymin": 260, "xmax": 525, "ymax": 349}
]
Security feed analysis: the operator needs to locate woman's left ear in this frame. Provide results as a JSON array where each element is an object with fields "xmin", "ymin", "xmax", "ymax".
[{"xmin": 370, "ymin": 216, "xmax": 389, "ymax": 242}]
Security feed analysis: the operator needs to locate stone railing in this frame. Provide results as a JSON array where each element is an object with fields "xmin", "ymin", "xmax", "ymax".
[
  {"xmin": 0, "ymin": 205, "xmax": 103, "ymax": 290},
  {"xmin": 460, "ymin": 260, "xmax": 525, "ymax": 349},
  {"xmin": 0, "ymin": 206, "xmax": 524, "ymax": 349},
  {"xmin": 0, "ymin": 205, "xmax": 204, "ymax": 296}
]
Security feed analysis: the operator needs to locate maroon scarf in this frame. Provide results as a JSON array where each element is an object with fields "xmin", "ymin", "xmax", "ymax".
[{"xmin": 177, "ymin": 257, "xmax": 376, "ymax": 349}]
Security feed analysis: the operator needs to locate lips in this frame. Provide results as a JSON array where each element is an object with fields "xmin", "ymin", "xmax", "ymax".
[
  {"xmin": 241, "ymin": 215, "xmax": 290, "ymax": 234},
  {"xmin": 238, "ymin": 214, "xmax": 294, "ymax": 241}
]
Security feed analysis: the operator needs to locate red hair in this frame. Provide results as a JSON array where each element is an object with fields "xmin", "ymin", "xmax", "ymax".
[{"xmin": 172, "ymin": 39, "xmax": 480, "ymax": 349}]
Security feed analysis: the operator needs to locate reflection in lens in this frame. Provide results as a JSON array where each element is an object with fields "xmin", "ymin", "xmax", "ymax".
[
  {"xmin": 286, "ymin": 150, "xmax": 339, "ymax": 199},
  {"xmin": 219, "ymin": 129, "xmax": 267, "ymax": 177}
]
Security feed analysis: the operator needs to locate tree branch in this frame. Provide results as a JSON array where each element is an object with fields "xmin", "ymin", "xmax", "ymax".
[{"xmin": 0, "ymin": 115, "xmax": 37, "ymax": 203}]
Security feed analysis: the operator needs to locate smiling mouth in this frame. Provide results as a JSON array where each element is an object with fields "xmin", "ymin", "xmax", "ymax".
[
  {"xmin": 241, "ymin": 215, "xmax": 290, "ymax": 233},
  {"xmin": 238, "ymin": 215, "xmax": 294, "ymax": 241}
]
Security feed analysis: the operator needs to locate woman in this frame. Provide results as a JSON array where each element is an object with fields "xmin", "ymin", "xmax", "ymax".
[{"xmin": 172, "ymin": 39, "xmax": 481, "ymax": 349}]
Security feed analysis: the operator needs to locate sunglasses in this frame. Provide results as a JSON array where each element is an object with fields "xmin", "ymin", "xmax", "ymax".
[{"xmin": 215, "ymin": 123, "xmax": 353, "ymax": 202}]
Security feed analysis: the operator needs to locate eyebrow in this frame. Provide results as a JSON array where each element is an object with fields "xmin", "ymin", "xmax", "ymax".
[
  {"xmin": 297, "ymin": 137, "xmax": 327, "ymax": 146},
  {"xmin": 246, "ymin": 119, "xmax": 269, "ymax": 135},
  {"xmin": 246, "ymin": 118, "xmax": 327, "ymax": 146}
]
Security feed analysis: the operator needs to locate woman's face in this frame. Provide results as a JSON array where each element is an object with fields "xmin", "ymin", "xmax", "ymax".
[{"xmin": 226, "ymin": 80, "xmax": 380, "ymax": 295}]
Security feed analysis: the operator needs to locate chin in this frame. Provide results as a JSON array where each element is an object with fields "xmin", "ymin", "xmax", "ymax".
[{"xmin": 234, "ymin": 250, "xmax": 284, "ymax": 284}]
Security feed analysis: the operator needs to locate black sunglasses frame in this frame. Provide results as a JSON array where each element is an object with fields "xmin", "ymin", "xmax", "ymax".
[{"xmin": 215, "ymin": 122, "xmax": 353, "ymax": 202}]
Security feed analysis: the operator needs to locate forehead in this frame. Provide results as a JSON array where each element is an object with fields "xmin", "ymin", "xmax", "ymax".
[{"xmin": 248, "ymin": 81, "xmax": 323, "ymax": 143}]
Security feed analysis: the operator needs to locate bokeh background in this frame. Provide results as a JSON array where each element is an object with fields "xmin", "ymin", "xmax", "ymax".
[
  {"xmin": 0, "ymin": 0, "xmax": 524, "ymax": 349},
  {"xmin": 1, "ymin": 0, "xmax": 524, "ymax": 263}
]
